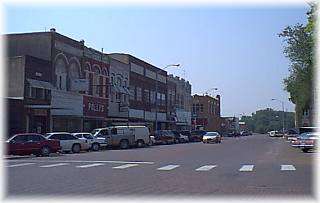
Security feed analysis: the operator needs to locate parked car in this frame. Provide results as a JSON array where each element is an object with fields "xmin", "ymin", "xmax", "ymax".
[
  {"xmin": 6, "ymin": 133, "xmax": 60, "ymax": 156},
  {"xmin": 284, "ymin": 129, "xmax": 299, "ymax": 141},
  {"xmin": 45, "ymin": 132, "xmax": 90, "ymax": 153},
  {"xmin": 291, "ymin": 132, "xmax": 319, "ymax": 153},
  {"xmin": 172, "ymin": 131, "xmax": 189, "ymax": 143},
  {"xmin": 202, "ymin": 132, "xmax": 222, "ymax": 144},
  {"xmin": 179, "ymin": 130, "xmax": 192, "ymax": 141},
  {"xmin": 269, "ymin": 130, "xmax": 281, "ymax": 137},
  {"xmin": 72, "ymin": 133, "xmax": 108, "ymax": 151},
  {"xmin": 240, "ymin": 131, "xmax": 251, "ymax": 136},
  {"xmin": 190, "ymin": 130, "xmax": 207, "ymax": 142},
  {"xmin": 149, "ymin": 135, "xmax": 156, "ymax": 146},
  {"xmin": 92, "ymin": 126, "xmax": 150, "ymax": 149},
  {"xmin": 153, "ymin": 130, "xmax": 175, "ymax": 145}
]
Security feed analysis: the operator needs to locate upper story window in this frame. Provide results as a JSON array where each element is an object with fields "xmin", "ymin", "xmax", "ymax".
[{"xmin": 54, "ymin": 55, "xmax": 68, "ymax": 91}]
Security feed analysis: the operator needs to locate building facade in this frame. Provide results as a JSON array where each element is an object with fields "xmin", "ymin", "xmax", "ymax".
[
  {"xmin": 192, "ymin": 94, "xmax": 221, "ymax": 131},
  {"xmin": 6, "ymin": 29, "xmax": 195, "ymax": 135},
  {"xmin": 167, "ymin": 75, "xmax": 192, "ymax": 130}
]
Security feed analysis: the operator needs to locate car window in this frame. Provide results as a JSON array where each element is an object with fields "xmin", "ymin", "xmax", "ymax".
[
  {"xmin": 84, "ymin": 134, "xmax": 93, "ymax": 139},
  {"xmin": 99, "ymin": 129, "xmax": 109, "ymax": 136},
  {"xmin": 74, "ymin": 134, "xmax": 83, "ymax": 138},
  {"xmin": 12, "ymin": 135, "xmax": 27, "ymax": 143},
  {"xmin": 49, "ymin": 134, "xmax": 60, "ymax": 140},
  {"xmin": 27, "ymin": 134, "xmax": 44, "ymax": 142},
  {"xmin": 65, "ymin": 134, "xmax": 77, "ymax": 140}
]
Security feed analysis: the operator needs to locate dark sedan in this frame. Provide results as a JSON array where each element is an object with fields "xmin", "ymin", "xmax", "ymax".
[{"xmin": 6, "ymin": 133, "xmax": 61, "ymax": 156}]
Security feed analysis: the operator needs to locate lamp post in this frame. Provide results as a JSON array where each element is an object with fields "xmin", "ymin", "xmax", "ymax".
[
  {"xmin": 155, "ymin": 64, "xmax": 180, "ymax": 132},
  {"xmin": 271, "ymin": 98, "xmax": 285, "ymax": 134}
]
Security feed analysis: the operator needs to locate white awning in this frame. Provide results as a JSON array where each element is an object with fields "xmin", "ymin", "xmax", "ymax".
[{"xmin": 27, "ymin": 79, "xmax": 55, "ymax": 89}]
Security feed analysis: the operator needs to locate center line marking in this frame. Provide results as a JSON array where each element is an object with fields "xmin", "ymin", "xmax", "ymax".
[
  {"xmin": 113, "ymin": 164, "xmax": 138, "ymax": 169},
  {"xmin": 76, "ymin": 163, "xmax": 104, "ymax": 168},
  {"xmin": 281, "ymin": 165, "xmax": 296, "ymax": 171},
  {"xmin": 157, "ymin": 165, "xmax": 180, "ymax": 171},
  {"xmin": 6, "ymin": 163, "xmax": 36, "ymax": 168},
  {"xmin": 39, "ymin": 163, "xmax": 69, "ymax": 168},
  {"xmin": 5, "ymin": 160, "xmax": 154, "ymax": 164},
  {"xmin": 196, "ymin": 165, "xmax": 217, "ymax": 171},
  {"xmin": 239, "ymin": 165, "xmax": 254, "ymax": 172}
]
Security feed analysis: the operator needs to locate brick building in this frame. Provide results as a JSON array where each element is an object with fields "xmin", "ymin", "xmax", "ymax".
[{"xmin": 192, "ymin": 94, "xmax": 221, "ymax": 131}]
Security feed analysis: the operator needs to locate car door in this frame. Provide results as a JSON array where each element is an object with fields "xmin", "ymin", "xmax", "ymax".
[
  {"xmin": 25, "ymin": 134, "xmax": 42, "ymax": 153},
  {"xmin": 9, "ymin": 135, "xmax": 27, "ymax": 155},
  {"xmin": 64, "ymin": 134, "xmax": 77, "ymax": 151},
  {"xmin": 100, "ymin": 129, "xmax": 112, "ymax": 146}
]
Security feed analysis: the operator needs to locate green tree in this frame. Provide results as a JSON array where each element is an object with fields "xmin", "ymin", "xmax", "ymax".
[
  {"xmin": 278, "ymin": 4, "xmax": 316, "ymax": 126},
  {"xmin": 240, "ymin": 108, "xmax": 295, "ymax": 133}
]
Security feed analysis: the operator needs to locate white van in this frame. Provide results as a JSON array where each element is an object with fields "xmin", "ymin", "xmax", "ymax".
[{"xmin": 92, "ymin": 126, "xmax": 150, "ymax": 149}]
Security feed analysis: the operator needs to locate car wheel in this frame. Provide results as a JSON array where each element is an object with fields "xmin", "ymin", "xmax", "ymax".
[
  {"xmin": 302, "ymin": 148, "xmax": 309, "ymax": 153},
  {"xmin": 120, "ymin": 139, "xmax": 129, "ymax": 149},
  {"xmin": 92, "ymin": 143, "xmax": 100, "ymax": 151},
  {"xmin": 41, "ymin": 146, "xmax": 51, "ymax": 156},
  {"xmin": 72, "ymin": 144, "xmax": 81, "ymax": 153},
  {"xmin": 137, "ymin": 140, "xmax": 145, "ymax": 148}
]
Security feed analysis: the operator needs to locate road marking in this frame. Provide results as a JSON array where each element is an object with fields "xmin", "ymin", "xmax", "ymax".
[
  {"xmin": 239, "ymin": 165, "xmax": 254, "ymax": 172},
  {"xmin": 6, "ymin": 160, "xmax": 154, "ymax": 164},
  {"xmin": 195, "ymin": 165, "xmax": 217, "ymax": 171},
  {"xmin": 281, "ymin": 165, "xmax": 296, "ymax": 171},
  {"xmin": 157, "ymin": 165, "xmax": 180, "ymax": 171},
  {"xmin": 39, "ymin": 163, "xmax": 69, "ymax": 168},
  {"xmin": 112, "ymin": 164, "xmax": 139, "ymax": 169},
  {"xmin": 76, "ymin": 163, "xmax": 105, "ymax": 168},
  {"xmin": 7, "ymin": 163, "xmax": 36, "ymax": 168}
]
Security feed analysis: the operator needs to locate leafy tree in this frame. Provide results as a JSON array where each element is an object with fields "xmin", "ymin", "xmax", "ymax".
[
  {"xmin": 240, "ymin": 108, "xmax": 295, "ymax": 133},
  {"xmin": 278, "ymin": 4, "xmax": 316, "ymax": 126}
]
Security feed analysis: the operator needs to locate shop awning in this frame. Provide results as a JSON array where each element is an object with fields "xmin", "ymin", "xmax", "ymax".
[{"xmin": 27, "ymin": 79, "xmax": 55, "ymax": 89}]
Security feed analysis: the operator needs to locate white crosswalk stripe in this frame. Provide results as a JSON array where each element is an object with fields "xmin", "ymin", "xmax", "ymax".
[
  {"xmin": 239, "ymin": 165, "xmax": 254, "ymax": 172},
  {"xmin": 195, "ymin": 165, "xmax": 217, "ymax": 171},
  {"xmin": 39, "ymin": 163, "xmax": 69, "ymax": 168},
  {"xmin": 281, "ymin": 165, "xmax": 296, "ymax": 171},
  {"xmin": 157, "ymin": 165, "xmax": 180, "ymax": 171},
  {"xmin": 113, "ymin": 164, "xmax": 139, "ymax": 169},
  {"xmin": 76, "ymin": 163, "xmax": 105, "ymax": 168},
  {"xmin": 7, "ymin": 163, "xmax": 36, "ymax": 168}
]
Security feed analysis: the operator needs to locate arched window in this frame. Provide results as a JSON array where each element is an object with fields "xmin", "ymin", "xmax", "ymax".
[
  {"xmin": 54, "ymin": 54, "xmax": 68, "ymax": 90},
  {"xmin": 92, "ymin": 65, "xmax": 102, "ymax": 97},
  {"xmin": 68, "ymin": 58, "xmax": 81, "ymax": 91}
]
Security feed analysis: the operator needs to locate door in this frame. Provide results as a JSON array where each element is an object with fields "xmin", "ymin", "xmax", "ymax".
[
  {"xmin": 9, "ymin": 135, "xmax": 27, "ymax": 155},
  {"xmin": 100, "ymin": 129, "xmax": 111, "ymax": 146},
  {"xmin": 25, "ymin": 134, "xmax": 43, "ymax": 154}
]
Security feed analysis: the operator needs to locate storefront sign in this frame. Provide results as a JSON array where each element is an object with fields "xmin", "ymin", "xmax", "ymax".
[{"xmin": 83, "ymin": 96, "xmax": 108, "ymax": 118}]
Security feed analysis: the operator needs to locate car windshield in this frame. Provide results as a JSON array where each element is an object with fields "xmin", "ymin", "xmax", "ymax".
[
  {"xmin": 91, "ymin": 129, "xmax": 100, "ymax": 136},
  {"xmin": 205, "ymin": 133, "xmax": 218, "ymax": 137}
]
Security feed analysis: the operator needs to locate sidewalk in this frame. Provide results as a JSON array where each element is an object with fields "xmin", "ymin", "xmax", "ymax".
[{"xmin": 4, "ymin": 155, "xmax": 35, "ymax": 160}]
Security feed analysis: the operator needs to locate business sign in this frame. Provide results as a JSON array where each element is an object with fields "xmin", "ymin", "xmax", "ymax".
[
  {"xmin": 83, "ymin": 96, "xmax": 108, "ymax": 118},
  {"xmin": 70, "ymin": 79, "xmax": 89, "ymax": 92}
]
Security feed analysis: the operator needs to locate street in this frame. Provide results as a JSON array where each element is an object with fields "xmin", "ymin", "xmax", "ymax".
[{"xmin": 5, "ymin": 134, "xmax": 314, "ymax": 197}]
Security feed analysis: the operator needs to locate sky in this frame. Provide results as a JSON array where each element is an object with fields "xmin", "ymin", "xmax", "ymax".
[{"xmin": 3, "ymin": 3, "xmax": 309, "ymax": 117}]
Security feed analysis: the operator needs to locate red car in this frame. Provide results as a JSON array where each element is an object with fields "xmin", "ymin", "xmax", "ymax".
[{"xmin": 6, "ymin": 133, "xmax": 61, "ymax": 156}]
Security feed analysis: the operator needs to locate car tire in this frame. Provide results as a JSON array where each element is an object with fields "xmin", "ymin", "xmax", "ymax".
[
  {"xmin": 302, "ymin": 148, "xmax": 309, "ymax": 153},
  {"xmin": 92, "ymin": 143, "xmax": 100, "ymax": 151},
  {"xmin": 120, "ymin": 139, "xmax": 129, "ymax": 149},
  {"xmin": 41, "ymin": 146, "xmax": 51, "ymax": 156},
  {"xmin": 137, "ymin": 140, "xmax": 145, "ymax": 148},
  {"xmin": 72, "ymin": 144, "xmax": 81, "ymax": 153}
]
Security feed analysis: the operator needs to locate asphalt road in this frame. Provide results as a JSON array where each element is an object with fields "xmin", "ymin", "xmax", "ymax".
[{"xmin": 4, "ymin": 134, "xmax": 315, "ymax": 198}]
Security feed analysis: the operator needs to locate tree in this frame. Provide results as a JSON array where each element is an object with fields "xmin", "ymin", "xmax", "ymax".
[
  {"xmin": 278, "ymin": 4, "xmax": 316, "ymax": 127},
  {"xmin": 240, "ymin": 108, "xmax": 295, "ymax": 133}
]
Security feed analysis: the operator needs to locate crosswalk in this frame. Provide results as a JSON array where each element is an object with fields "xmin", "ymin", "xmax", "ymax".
[{"xmin": 6, "ymin": 162, "xmax": 298, "ymax": 172}]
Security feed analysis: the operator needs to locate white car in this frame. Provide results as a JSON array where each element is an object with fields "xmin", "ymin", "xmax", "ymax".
[
  {"xmin": 179, "ymin": 134, "xmax": 189, "ymax": 143},
  {"xmin": 72, "ymin": 133, "xmax": 107, "ymax": 151},
  {"xmin": 45, "ymin": 132, "xmax": 90, "ymax": 153}
]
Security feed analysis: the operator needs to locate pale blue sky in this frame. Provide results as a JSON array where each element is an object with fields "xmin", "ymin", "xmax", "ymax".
[{"xmin": 3, "ymin": 4, "xmax": 309, "ymax": 116}]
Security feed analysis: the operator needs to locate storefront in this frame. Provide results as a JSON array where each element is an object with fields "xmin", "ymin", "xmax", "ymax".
[
  {"xmin": 83, "ymin": 95, "xmax": 108, "ymax": 132},
  {"xmin": 50, "ymin": 90, "xmax": 83, "ymax": 132}
]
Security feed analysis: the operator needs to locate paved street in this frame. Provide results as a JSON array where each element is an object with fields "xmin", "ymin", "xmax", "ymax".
[{"xmin": 5, "ymin": 134, "xmax": 314, "ymax": 197}]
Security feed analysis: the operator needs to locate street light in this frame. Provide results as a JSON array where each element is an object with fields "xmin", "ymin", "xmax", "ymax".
[
  {"xmin": 271, "ymin": 98, "xmax": 285, "ymax": 134},
  {"xmin": 155, "ymin": 64, "xmax": 180, "ymax": 131}
]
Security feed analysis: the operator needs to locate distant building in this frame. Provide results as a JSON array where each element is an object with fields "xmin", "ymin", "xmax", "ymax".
[
  {"xmin": 167, "ymin": 75, "xmax": 192, "ymax": 130},
  {"xmin": 220, "ymin": 117, "xmax": 240, "ymax": 134},
  {"xmin": 191, "ymin": 94, "xmax": 221, "ymax": 131}
]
